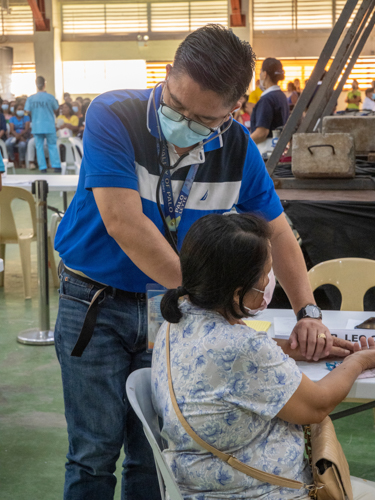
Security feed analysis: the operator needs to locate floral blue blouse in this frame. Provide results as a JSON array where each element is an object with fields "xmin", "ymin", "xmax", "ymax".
[{"xmin": 151, "ymin": 301, "xmax": 312, "ymax": 499}]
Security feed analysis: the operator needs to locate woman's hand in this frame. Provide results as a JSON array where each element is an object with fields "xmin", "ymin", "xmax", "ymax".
[{"xmin": 344, "ymin": 336, "xmax": 375, "ymax": 371}]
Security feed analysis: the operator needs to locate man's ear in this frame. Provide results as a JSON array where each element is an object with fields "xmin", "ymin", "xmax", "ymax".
[
  {"xmin": 165, "ymin": 64, "xmax": 173, "ymax": 80},
  {"xmin": 231, "ymin": 100, "xmax": 243, "ymax": 114}
]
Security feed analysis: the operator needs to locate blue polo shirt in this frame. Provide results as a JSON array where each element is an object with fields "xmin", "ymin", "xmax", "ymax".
[
  {"xmin": 250, "ymin": 87, "xmax": 289, "ymax": 138},
  {"xmin": 24, "ymin": 91, "xmax": 59, "ymax": 134},
  {"xmin": 55, "ymin": 87, "xmax": 283, "ymax": 292}
]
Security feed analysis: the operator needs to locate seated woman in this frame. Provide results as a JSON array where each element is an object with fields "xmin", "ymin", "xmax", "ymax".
[
  {"xmin": 250, "ymin": 58, "xmax": 289, "ymax": 156},
  {"xmin": 56, "ymin": 102, "xmax": 79, "ymax": 137},
  {"xmin": 152, "ymin": 213, "xmax": 375, "ymax": 500},
  {"xmin": 6, "ymin": 102, "xmax": 31, "ymax": 167}
]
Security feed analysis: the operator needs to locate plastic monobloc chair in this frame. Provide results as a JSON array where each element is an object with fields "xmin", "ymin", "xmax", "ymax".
[
  {"xmin": 308, "ymin": 258, "xmax": 375, "ymax": 311},
  {"xmin": 0, "ymin": 138, "xmax": 15, "ymax": 174},
  {"xmin": 126, "ymin": 368, "xmax": 183, "ymax": 500},
  {"xmin": 57, "ymin": 139, "xmax": 80, "ymax": 175},
  {"xmin": 69, "ymin": 137, "xmax": 83, "ymax": 163},
  {"xmin": 0, "ymin": 186, "xmax": 59, "ymax": 298}
]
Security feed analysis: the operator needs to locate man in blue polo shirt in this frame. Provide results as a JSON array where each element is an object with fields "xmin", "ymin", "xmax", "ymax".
[
  {"xmin": 55, "ymin": 25, "xmax": 335, "ymax": 500},
  {"xmin": 24, "ymin": 76, "xmax": 60, "ymax": 170}
]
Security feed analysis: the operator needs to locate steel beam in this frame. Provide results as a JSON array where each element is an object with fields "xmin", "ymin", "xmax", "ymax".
[
  {"xmin": 321, "ymin": 7, "xmax": 375, "ymax": 120},
  {"xmin": 266, "ymin": 0, "xmax": 361, "ymax": 176}
]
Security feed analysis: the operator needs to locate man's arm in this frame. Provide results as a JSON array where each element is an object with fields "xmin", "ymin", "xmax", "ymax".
[
  {"xmin": 269, "ymin": 213, "xmax": 332, "ymax": 360},
  {"xmin": 93, "ymin": 187, "xmax": 182, "ymax": 289}
]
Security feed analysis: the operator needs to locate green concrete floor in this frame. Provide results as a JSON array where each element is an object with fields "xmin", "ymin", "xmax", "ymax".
[{"xmin": 0, "ymin": 170, "xmax": 374, "ymax": 500}]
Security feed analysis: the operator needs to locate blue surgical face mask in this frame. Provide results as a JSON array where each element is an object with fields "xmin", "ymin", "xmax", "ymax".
[
  {"xmin": 157, "ymin": 106, "xmax": 214, "ymax": 148},
  {"xmin": 372, "ymin": 93, "xmax": 375, "ymax": 100},
  {"xmin": 2, "ymin": 104, "xmax": 8, "ymax": 110},
  {"xmin": 16, "ymin": 110, "xmax": 24, "ymax": 117},
  {"xmin": 10, "ymin": 106, "xmax": 14, "ymax": 113},
  {"xmin": 72, "ymin": 106, "xmax": 79, "ymax": 113}
]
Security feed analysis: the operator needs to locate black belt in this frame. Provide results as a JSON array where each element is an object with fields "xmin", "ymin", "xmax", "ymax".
[{"xmin": 61, "ymin": 265, "xmax": 146, "ymax": 357}]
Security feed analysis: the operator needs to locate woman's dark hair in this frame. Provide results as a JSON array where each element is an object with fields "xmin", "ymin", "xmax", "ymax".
[
  {"xmin": 262, "ymin": 58, "xmax": 285, "ymax": 84},
  {"xmin": 287, "ymin": 81, "xmax": 296, "ymax": 91},
  {"xmin": 14, "ymin": 101, "xmax": 24, "ymax": 112},
  {"xmin": 81, "ymin": 101, "xmax": 90, "ymax": 118},
  {"xmin": 161, "ymin": 213, "xmax": 271, "ymax": 323},
  {"xmin": 173, "ymin": 24, "xmax": 256, "ymax": 106}
]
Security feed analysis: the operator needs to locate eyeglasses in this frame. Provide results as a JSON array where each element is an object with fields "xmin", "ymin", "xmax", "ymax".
[{"xmin": 160, "ymin": 84, "xmax": 219, "ymax": 137}]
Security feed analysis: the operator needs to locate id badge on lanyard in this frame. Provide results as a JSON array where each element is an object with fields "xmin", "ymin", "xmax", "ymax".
[{"xmin": 157, "ymin": 140, "xmax": 199, "ymax": 246}]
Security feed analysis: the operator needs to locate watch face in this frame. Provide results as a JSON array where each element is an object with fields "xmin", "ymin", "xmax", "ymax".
[{"xmin": 305, "ymin": 304, "xmax": 321, "ymax": 319}]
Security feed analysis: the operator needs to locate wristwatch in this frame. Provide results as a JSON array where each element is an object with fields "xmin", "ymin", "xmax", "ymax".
[{"xmin": 296, "ymin": 304, "xmax": 322, "ymax": 322}]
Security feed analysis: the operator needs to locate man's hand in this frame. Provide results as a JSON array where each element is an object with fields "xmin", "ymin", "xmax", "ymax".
[{"xmin": 289, "ymin": 318, "xmax": 332, "ymax": 360}]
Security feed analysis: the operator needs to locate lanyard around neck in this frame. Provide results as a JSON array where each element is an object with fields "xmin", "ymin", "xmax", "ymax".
[{"xmin": 157, "ymin": 140, "xmax": 199, "ymax": 245}]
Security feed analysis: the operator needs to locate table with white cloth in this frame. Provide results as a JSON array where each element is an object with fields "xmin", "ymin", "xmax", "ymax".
[
  {"xmin": 257, "ymin": 308, "xmax": 375, "ymax": 402},
  {"xmin": 2, "ymin": 174, "xmax": 79, "ymax": 344}
]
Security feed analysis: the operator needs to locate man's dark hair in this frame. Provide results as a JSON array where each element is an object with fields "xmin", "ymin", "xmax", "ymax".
[
  {"xmin": 36, "ymin": 76, "xmax": 45, "ymax": 90},
  {"xmin": 160, "ymin": 213, "xmax": 271, "ymax": 323},
  {"xmin": 173, "ymin": 24, "xmax": 256, "ymax": 105},
  {"xmin": 262, "ymin": 58, "xmax": 285, "ymax": 84}
]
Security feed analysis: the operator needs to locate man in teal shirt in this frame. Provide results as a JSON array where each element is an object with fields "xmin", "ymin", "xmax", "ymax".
[{"xmin": 25, "ymin": 76, "xmax": 60, "ymax": 170}]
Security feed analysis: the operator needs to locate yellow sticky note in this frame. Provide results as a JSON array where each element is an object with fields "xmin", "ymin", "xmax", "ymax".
[{"xmin": 243, "ymin": 320, "xmax": 271, "ymax": 332}]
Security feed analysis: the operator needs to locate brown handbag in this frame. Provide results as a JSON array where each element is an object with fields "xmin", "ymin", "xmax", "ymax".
[{"xmin": 166, "ymin": 323, "xmax": 353, "ymax": 500}]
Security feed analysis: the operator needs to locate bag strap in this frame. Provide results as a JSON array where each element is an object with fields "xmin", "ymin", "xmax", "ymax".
[{"xmin": 166, "ymin": 323, "xmax": 305, "ymax": 491}]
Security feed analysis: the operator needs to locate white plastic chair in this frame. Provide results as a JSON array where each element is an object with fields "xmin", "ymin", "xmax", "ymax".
[
  {"xmin": 50, "ymin": 212, "xmax": 63, "ymax": 247},
  {"xmin": 0, "ymin": 186, "xmax": 59, "ymax": 298},
  {"xmin": 57, "ymin": 138, "xmax": 80, "ymax": 175},
  {"xmin": 0, "ymin": 138, "xmax": 15, "ymax": 174},
  {"xmin": 69, "ymin": 137, "xmax": 83, "ymax": 164},
  {"xmin": 126, "ymin": 368, "xmax": 183, "ymax": 500}
]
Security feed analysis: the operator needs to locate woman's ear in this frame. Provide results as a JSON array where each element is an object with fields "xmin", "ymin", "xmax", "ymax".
[{"xmin": 233, "ymin": 287, "xmax": 241, "ymax": 306}]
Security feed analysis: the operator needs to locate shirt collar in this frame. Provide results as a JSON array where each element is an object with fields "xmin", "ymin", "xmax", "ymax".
[
  {"xmin": 260, "ymin": 85, "xmax": 281, "ymax": 97},
  {"xmin": 146, "ymin": 85, "xmax": 224, "ymax": 154}
]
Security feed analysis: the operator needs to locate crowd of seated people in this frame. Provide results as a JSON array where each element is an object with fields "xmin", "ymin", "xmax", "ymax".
[{"xmin": 0, "ymin": 91, "xmax": 90, "ymax": 168}]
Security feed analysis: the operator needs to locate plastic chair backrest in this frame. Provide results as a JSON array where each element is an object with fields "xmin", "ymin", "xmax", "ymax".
[
  {"xmin": 0, "ymin": 186, "xmax": 36, "ymax": 243},
  {"xmin": 69, "ymin": 137, "xmax": 83, "ymax": 161},
  {"xmin": 56, "ymin": 138, "xmax": 78, "ymax": 167},
  {"xmin": 0, "ymin": 138, "xmax": 8, "ymax": 160},
  {"xmin": 308, "ymin": 258, "xmax": 375, "ymax": 311},
  {"xmin": 126, "ymin": 368, "xmax": 183, "ymax": 500}
]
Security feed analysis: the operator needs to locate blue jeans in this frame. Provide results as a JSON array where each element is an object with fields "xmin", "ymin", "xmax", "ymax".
[
  {"xmin": 6, "ymin": 136, "xmax": 28, "ymax": 162},
  {"xmin": 34, "ymin": 133, "xmax": 61, "ymax": 170},
  {"xmin": 54, "ymin": 270, "xmax": 160, "ymax": 500}
]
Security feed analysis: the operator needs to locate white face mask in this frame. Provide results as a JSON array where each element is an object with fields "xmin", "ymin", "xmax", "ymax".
[{"xmin": 244, "ymin": 269, "xmax": 276, "ymax": 316}]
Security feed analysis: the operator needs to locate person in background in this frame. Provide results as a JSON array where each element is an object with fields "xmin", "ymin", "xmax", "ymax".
[
  {"xmin": 57, "ymin": 102, "xmax": 79, "ymax": 136},
  {"xmin": 71, "ymin": 100, "xmax": 82, "ymax": 119},
  {"xmin": 82, "ymin": 97, "xmax": 92, "ymax": 107},
  {"xmin": 24, "ymin": 76, "xmax": 61, "ymax": 171},
  {"xmin": 9, "ymin": 100, "xmax": 16, "ymax": 116},
  {"xmin": 0, "ymin": 149, "xmax": 5, "ymax": 190},
  {"xmin": 64, "ymin": 92, "xmax": 72, "ymax": 104},
  {"xmin": 76, "ymin": 96, "xmax": 84, "ymax": 105},
  {"xmin": 363, "ymin": 87, "xmax": 375, "ymax": 112},
  {"xmin": 247, "ymin": 79, "xmax": 263, "ymax": 117},
  {"xmin": 294, "ymin": 78, "xmax": 301, "ymax": 95},
  {"xmin": 233, "ymin": 94, "xmax": 247, "ymax": 121},
  {"xmin": 286, "ymin": 81, "xmax": 299, "ymax": 111},
  {"xmin": 77, "ymin": 100, "xmax": 90, "ymax": 140},
  {"xmin": 238, "ymin": 98, "xmax": 251, "ymax": 130},
  {"xmin": 250, "ymin": 58, "xmax": 289, "ymax": 155},
  {"xmin": 0, "ymin": 103, "xmax": 7, "ymax": 141},
  {"xmin": 2, "ymin": 99, "xmax": 12, "ymax": 123},
  {"xmin": 345, "ymin": 79, "xmax": 361, "ymax": 111},
  {"xmin": 6, "ymin": 101, "xmax": 30, "ymax": 167}
]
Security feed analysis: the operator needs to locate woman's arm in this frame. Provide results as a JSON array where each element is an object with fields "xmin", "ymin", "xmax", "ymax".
[{"xmin": 276, "ymin": 337, "xmax": 375, "ymax": 424}]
